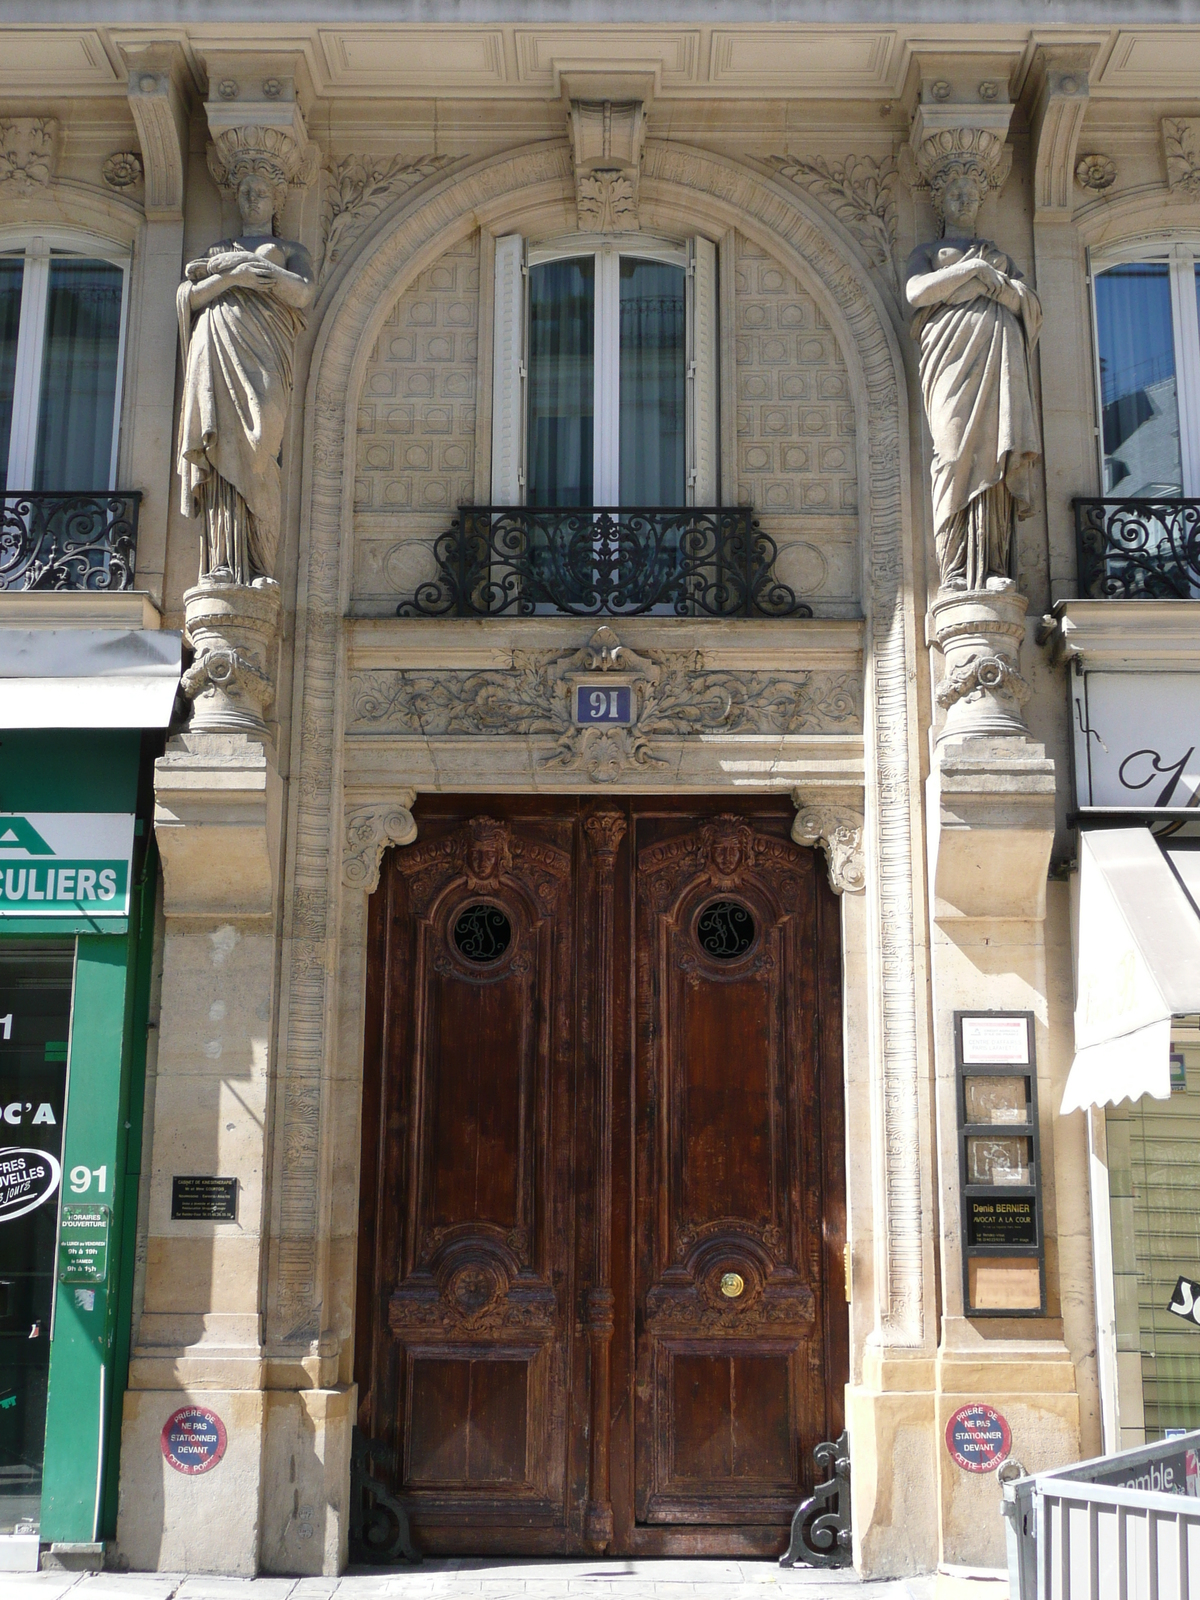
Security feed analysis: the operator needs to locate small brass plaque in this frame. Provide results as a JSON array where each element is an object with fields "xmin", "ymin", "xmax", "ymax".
[{"xmin": 719, "ymin": 1271, "xmax": 744, "ymax": 1299}]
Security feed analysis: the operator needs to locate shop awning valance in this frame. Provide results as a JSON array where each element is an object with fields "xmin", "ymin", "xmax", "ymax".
[
  {"xmin": 0, "ymin": 628, "xmax": 182, "ymax": 729},
  {"xmin": 1062, "ymin": 828, "xmax": 1200, "ymax": 1113}
]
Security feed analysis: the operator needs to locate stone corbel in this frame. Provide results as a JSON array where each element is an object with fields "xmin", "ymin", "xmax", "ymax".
[
  {"xmin": 899, "ymin": 60, "xmax": 1016, "ymax": 213},
  {"xmin": 790, "ymin": 791, "xmax": 866, "ymax": 895},
  {"xmin": 200, "ymin": 49, "xmax": 321, "ymax": 202},
  {"xmin": 0, "ymin": 118, "xmax": 59, "ymax": 195},
  {"xmin": 1026, "ymin": 45, "xmax": 1099, "ymax": 215},
  {"xmin": 124, "ymin": 42, "xmax": 189, "ymax": 219},
  {"xmin": 562, "ymin": 70, "xmax": 653, "ymax": 233},
  {"xmin": 343, "ymin": 794, "xmax": 419, "ymax": 892}
]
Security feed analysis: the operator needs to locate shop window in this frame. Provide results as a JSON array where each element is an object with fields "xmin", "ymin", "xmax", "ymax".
[
  {"xmin": 1091, "ymin": 245, "xmax": 1200, "ymax": 497},
  {"xmin": 491, "ymin": 233, "xmax": 717, "ymax": 506},
  {"xmin": 0, "ymin": 235, "xmax": 130, "ymax": 496},
  {"xmin": 1106, "ymin": 1024, "xmax": 1200, "ymax": 1445}
]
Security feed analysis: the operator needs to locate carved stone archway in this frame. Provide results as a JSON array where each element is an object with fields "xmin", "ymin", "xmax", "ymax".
[{"xmin": 268, "ymin": 140, "xmax": 931, "ymax": 1393}]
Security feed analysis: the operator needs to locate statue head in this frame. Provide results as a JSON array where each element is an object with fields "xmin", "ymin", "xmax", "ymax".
[
  {"xmin": 235, "ymin": 170, "xmax": 284, "ymax": 236},
  {"xmin": 935, "ymin": 168, "xmax": 986, "ymax": 237}
]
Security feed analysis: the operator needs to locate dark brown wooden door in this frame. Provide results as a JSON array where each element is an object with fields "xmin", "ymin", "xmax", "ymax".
[{"xmin": 356, "ymin": 798, "xmax": 845, "ymax": 1557}]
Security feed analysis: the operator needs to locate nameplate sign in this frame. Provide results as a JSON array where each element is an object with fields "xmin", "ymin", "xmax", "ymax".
[
  {"xmin": 967, "ymin": 1196, "xmax": 1038, "ymax": 1247},
  {"xmin": 171, "ymin": 1176, "xmax": 238, "ymax": 1222}
]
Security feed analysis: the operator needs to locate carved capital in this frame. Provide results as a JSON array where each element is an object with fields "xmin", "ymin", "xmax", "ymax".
[
  {"xmin": 0, "ymin": 119, "xmax": 59, "ymax": 195},
  {"xmin": 1027, "ymin": 44, "xmax": 1098, "ymax": 214},
  {"xmin": 124, "ymin": 43, "xmax": 188, "ymax": 218},
  {"xmin": 790, "ymin": 795, "xmax": 866, "ymax": 896},
  {"xmin": 201, "ymin": 52, "xmax": 319, "ymax": 208},
  {"xmin": 182, "ymin": 577, "xmax": 281, "ymax": 738},
  {"xmin": 567, "ymin": 85, "xmax": 647, "ymax": 233},
  {"xmin": 343, "ymin": 794, "xmax": 418, "ymax": 892},
  {"xmin": 583, "ymin": 808, "xmax": 627, "ymax": 866}
]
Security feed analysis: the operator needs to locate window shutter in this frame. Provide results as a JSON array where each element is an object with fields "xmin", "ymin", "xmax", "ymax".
[
  {"xmin": 688, "ymin": 236, "xmax": 718, "ymax": 505},
  {"xmin": 491, "ymin": 233, "xmax": 525, "ymax": 505}
]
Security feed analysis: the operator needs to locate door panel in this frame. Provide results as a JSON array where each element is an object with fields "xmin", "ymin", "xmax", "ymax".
[
  {"xmin": 632, "ymin": 815, "xmax": 827, "ymax": 1534},
  {"xmin": 357, "ymin": 798, "xmax": 845, "ymax": 1557}
]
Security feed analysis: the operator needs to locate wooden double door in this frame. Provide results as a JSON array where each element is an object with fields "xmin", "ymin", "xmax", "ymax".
[{"xmin": 355, "ymin": 796, "xmax": 846, "ymax": 1556}]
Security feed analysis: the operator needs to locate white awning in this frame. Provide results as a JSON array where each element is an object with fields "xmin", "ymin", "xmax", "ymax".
[
  {"xmin": 1063, "ymin": 829, "xmax": 1200, "ymax": 1113},
  {"xmin": 0, "ymin": 628, "xmax": 182, "ymax": 729}
]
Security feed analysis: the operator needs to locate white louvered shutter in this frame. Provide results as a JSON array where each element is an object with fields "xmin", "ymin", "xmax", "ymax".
[
  {"xmin": 491, "ymin": 233, "xmax": 526, "ymax": 504},
  {"xmin": 688, "ymin": 235, "xmax": 719, "ymax": 505}
]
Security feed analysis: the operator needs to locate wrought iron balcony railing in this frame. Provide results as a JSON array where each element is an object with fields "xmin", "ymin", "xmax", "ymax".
[
  {"xmin": 395, "ymin": 506, "xmax": 811, "ymax": 618},
  {"xmin": 0, "ymin": 491, "xmax": 141, "ymax": 593},
  {"xmin": 1074, "ymin": 498, "xmax": 1200, "ymax": 599}
]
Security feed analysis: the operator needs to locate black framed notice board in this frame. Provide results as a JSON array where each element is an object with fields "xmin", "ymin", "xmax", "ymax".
[{"xmin": 955, "ymin": 1011, "xmax": 1046, "ymax": 1317}]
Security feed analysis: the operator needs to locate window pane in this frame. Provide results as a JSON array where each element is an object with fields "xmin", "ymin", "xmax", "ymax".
[
  {"xmin": 1094, "ymin": 262, "xmax": 1182, "ymax": 496},
  {"xmin": 527, "ymin": 258, "xmax": 593, "ymax": 508},
  {"xmin": 33, "ymin": 257, "xmax": 123, "ymax": 492},
  {"xmin": 619, "ymin": 258, "xmax": 685, "ymax": 506},
  {"xmin": 0, "ymin": 257, "xmax": 23, "ymax": 494}
]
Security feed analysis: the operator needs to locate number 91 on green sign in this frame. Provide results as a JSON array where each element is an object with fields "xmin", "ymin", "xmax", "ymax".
[{"xmin": 574, "ymin": 685, "xmax": 633, "ymax": 726}]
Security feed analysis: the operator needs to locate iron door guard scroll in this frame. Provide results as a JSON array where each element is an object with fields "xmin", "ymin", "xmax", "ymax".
[{"xmin": 780, "ymin": 1429, "xmax": 852, "ymax": 1568}]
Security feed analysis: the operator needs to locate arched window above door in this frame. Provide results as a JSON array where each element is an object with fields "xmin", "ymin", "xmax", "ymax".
[{"xmin": 491, "ymin": 233, "xmax": 717, "ymax": 509}]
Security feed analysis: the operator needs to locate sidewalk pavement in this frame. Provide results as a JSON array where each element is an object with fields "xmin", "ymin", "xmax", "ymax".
[{"xmin": 7, "ymin": 1558, "xmax": 1009, "ymax": 1600}]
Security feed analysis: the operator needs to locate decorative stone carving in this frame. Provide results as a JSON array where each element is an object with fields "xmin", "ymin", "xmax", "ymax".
[
  {"xmin": 930, "ymin": 588, "xmax": 1031, "ymax": 741},
  {"xmin": 904, "ymin": 176, "xmax": 1042, "ymax": 593},
  {"xmin": 1076, "ymin": 154, "xmax": 1117, "ymax": 192},
  {"xmin": 321, "ymin": 152, "xmax": 456, "ymax": 275},
  {"xmin": 348, "ymin": 626, "xmax": 861, "ymax": 784},
  {"xmin": 178, "ymin": 126, "xmax": 316, "ymax": 585},
  {"xmin": 343, "ymin": 794, "xmax": 418, "ymax": 892},
  {"xmin": 902, "ymin": 124, "xmax": 1012, "ymax": 219},
  {"xmin": 569, "ymin": 98, "xmax": 645, "ymax": 232},
  {"xmin": 1164, "ymin": 118, "xmax": 1200, "ymax": 195},
  {"xmin": 790, "ymin": 797, "xmax": 866, "ymax": 895},
  {"xmin": 768, "ymin": 154, "xmax": 899, "ymax": 287},
  {"xmin": 181, "ymin": 577, "xmax": 282, "ymax": 737},
  {"xmin": 0, "ymin": 119, "xmax": 58, "ymax": 193},
  {"xmin": 102, "ymin": 151, "xmax": 144, "ymax": 191}
]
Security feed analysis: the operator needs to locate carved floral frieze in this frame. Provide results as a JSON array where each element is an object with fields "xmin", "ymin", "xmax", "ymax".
[
  {"xmin": 348, "ymin": 628, "xmax": 861, "ymax": 784},
  {"xmin": 321, "ymin": 153, "xmax": 457, "ymax": 274},
  {"xmin": 768, "ymin": 154, "xmax": 899, "ymax": 287},
  {"xmin": 1164, "ymin": 119, "xmax": 1200, "ymax": 195}
]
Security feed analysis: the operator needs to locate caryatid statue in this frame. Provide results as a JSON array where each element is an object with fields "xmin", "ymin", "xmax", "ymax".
[
  {"xmin": 177, "ymin": 128, "xmax": 316, "ymax": 586},
  {"xmin": 905, "ymin": 135, "xmax": 1043, "ymax": 593}
]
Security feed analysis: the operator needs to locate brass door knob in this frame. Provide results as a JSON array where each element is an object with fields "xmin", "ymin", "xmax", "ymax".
[{"xmin": 719, "ymin": 1271, "xmax": 744, "ymax": 1299}]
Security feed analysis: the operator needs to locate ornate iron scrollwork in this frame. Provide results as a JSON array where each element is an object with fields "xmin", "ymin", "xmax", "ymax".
[
  {"xmin": 695, "ymin": 899, "xmax": 756, "ymax": 960},
  {"xmin": 0, "ymin": 492, "xmax": 140, "ymax": 591},
  {"xmin": 453, "ymin": 903, "xmax": 513, "ymax": 963},
  {"xmin": 780, "ymin": 1429, "xmax": 852, "ymax": 1569},
  {"xmin": 349, "ymin": 1426, "xmax": 420, "ymax": 1565},
  {"xmin": 395, "ymin": 505, "xmax": 810, "ymax": 618},
  {"xmin": 1074, "ymin": 497, "xmax": 1200, "ymax": 598}
]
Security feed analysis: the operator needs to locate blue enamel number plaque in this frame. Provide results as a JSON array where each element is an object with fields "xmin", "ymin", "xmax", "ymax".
[{"xmin": 574, "ymin": 684, "xmax": 633, "ymax": 726}]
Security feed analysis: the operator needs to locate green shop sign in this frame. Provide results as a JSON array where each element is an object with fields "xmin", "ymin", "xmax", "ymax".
[{"xmin": 0, "ymin": 813, "xmax": 134, "ymax": 918}]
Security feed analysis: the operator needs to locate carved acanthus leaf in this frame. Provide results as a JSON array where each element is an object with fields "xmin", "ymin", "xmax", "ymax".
[
  {"xmin": 321, "ymin": 153, "xmax": 457, "ymax": 274},
  {"xmin": 0, "ymin": 119, "xmax": 59, "ymax": 194},
  {"xmin": 769, "ymin": 154, "xmax": 898, "ymax": 286},
  {"xmin": 1164, "ymin": 119, "xmax": 1200, "ymax": 195},
  {"xmin": 343, "ymin": 793, "xmax": 418, "ymax": 891},
  {"xmin": 791, "ymin": 795, "xmax": 866, "ymax": 895}
]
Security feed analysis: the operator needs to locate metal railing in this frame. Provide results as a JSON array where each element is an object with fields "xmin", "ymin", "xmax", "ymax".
[
  {"xmin": 394, "ymin": 505, "xmax": 811, "ymax": 618},
  {"xmin": 1074, "ymin": 498, "xmax": 1200, "ymax": 598},
  {"xmin": 1002, "ymin": 1430, "xmax": 1200, "ymax": 1599},
  {"xmin": 0, "ymin": 491, "xmax": 141, "ymax": 593}
]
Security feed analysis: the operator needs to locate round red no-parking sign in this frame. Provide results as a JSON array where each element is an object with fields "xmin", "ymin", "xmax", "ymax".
[
  {"xmin": 161, "ymin": 1406, "xmax": 227, "ymax": 1475},
  {"xmin": 945, "ymin": 1403, "xmax": 1011, "ymax": 1473}
]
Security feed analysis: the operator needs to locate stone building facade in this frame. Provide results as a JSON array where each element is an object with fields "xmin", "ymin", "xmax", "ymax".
[{"xmin": 2, "ymin": 5, "xmax": 1199, "ymax": 1580}]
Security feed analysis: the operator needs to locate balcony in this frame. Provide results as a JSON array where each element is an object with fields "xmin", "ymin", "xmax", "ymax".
[
  {"xmin": 394, "ymin": 506, "xmax": 812, "ymax": 619},
  {"xmin": 0, "ymin": 491, "xmax": 141, "ymax": 593},
  {"xmin": 1074, "ymin": 498, "xmax": 1200, "ymax": 599}
]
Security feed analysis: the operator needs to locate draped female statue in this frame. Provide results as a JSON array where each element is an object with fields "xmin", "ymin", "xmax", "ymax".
[
  {"xmin": 177, "ymin": 164, "xmax": 315, "ymax": 585},
  {"xmin": 905, "ymin": 170, "xmax": 1042, "ymax": 592}
]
